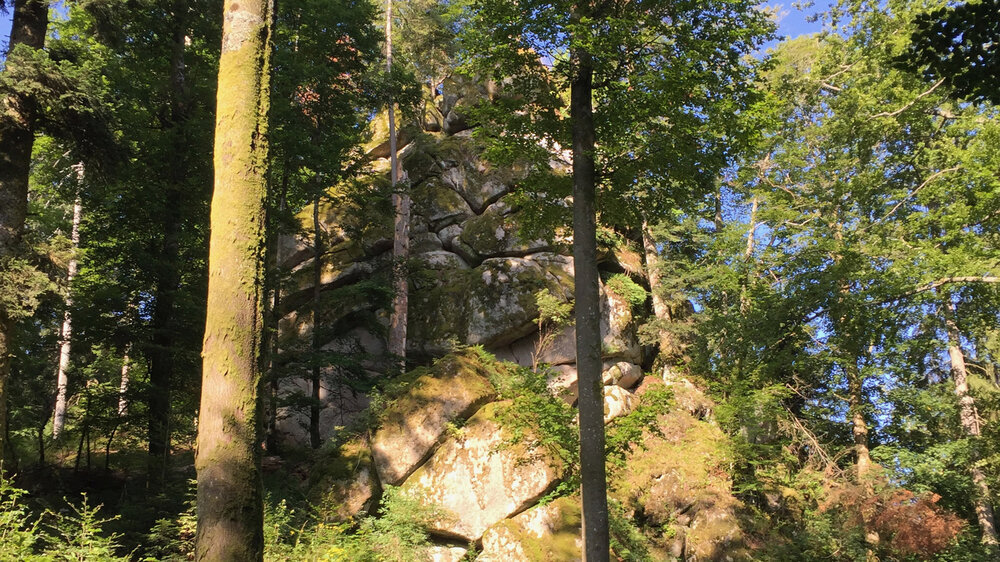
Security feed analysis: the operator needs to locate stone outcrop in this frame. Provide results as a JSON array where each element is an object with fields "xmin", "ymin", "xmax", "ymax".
[
  {"xmin": 290, "ymin": 76, "xmax": 748, "ymax": 562},
  {"xmin": 400, "ymin": 401, "xmax": 565, "ymax": 542},
  {"xmin": 373, "ymin": 352, "xmax": 498, "ymax": 485},
  {"xmin": 477, "ymin": 496, "xmax": 582, "ymax": 561},
  {"xmin": 273, "ymin": 89, "xmax": 648, "ymax": 447}
]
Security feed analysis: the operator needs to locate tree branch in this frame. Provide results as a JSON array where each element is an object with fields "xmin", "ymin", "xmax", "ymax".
[{"xmin": 871, "ymin": 78, "xmax": 946, "ymax": 119}]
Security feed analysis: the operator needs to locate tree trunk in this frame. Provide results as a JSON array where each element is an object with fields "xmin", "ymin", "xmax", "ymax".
[
  {"xmin": 571, "ymin": 23, "xmax": 609, "ymax": 561},
  {"xmin": 118, "ymin": 347, "xmax": 131, "ymax": 417},
  {"xmin": 147, "ymin": 0, "xmax": 192, "ymax": 490},
  {"xmin": 386, "ymin": 0, "xmax": 410, "ymax": 370},
  {"xmin": 829, "ymin": 211, "xmax": 878, "ymax": 554},
  {"xmin": 194, "ymin": 0, "xmax": 272, "ymax": 558},
  {"xmin": 263, "ymin": 174, "xmax": 288, "ymax": 454},
  {"xmin": 739, "ymin": 196, "xmax": 758, "ymax": 316},
  {"xmin": 640, "ymin": 219, "xmax": 682, "ymax": 370},
  {"xmin": 944, "ymin": 298, "xmax": 1000, "ymax": 546},
  {"xmin": 0, "ymin": 0, "xmax": 49, "ymax": 471},
  {"xmin": 53, "ymin": 184, "xmax": 83, "ymax": 439},
  {"xmin": 310, "ymin": 197, "xmax": 323, "ymax": 449},
  {"xmin": 846, "ymin": 360, "xmax": 872, "ymax": 479}
]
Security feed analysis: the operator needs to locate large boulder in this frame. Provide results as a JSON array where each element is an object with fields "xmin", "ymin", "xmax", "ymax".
[
  {"xmin": 408, "ymin": 255, "xmax": 574, "ymax": 357},
  {"xmin": 373, "ymin": 352, "xmax": 498, "ymax": 485},
  {"xmin": 411, "ymin": 176, "xmax": 475, "ymax": 232},
  {"xmin": 610, "ymin": 381, "xmax": 748, "ymax": 560},
  {"xmin": 425, "ymin": 545, "xmax": 469, "ymax": 562},
  {"xmin": 458, "ymin": 199, "xmax": 553, "ymax": 259},
  {"xmin": 477, "ymin": 496, "xmax": 582, "ymax": 561},
  {"xmin": 603, "ymin": 385, "xmax": 637, "ymax": 423},
  {"xmin": 400, "ymin": 401, "xmax": 565, "ymax": 541}
]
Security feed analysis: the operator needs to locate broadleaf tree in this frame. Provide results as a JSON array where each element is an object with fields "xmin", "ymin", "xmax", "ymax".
[{"xmin": 461, "ymin": 1, "xmax": 772, "ymax": 556}]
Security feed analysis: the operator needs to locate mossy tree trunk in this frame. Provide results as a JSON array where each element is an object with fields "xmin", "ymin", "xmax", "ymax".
[
  {"xmin": 943, "ymin": 297, "xmax": 1000, "ymax": 547},
  {"xmin": 0, "ymin": 0, "xmax": 49, "ymax": 469},
  {"xmin": 570, "ymin": 10, "xmax": 609, "ymax": 559},
  {"xmin": 194, "ymin": 0, "xmax": 273, "ymax": 558}
]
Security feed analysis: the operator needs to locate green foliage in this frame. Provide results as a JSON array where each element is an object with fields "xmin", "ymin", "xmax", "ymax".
[
  {"xmin": 605, "ymin": 385, "xmax": 673, "ymax": 471},
  {"xmin": 0, "ymin": 257, "xmax": 52, "ymax": 322},
  {"xmin": 905, "ymin": 0, "xmax": 1000, "ymax": 105},
  {"xmin": 532, "ymin": 288, "xmax": 573, "ymax": 372},
  {"xmin": 535, "ymin": 288, "xmax": 573, "ymax": 328},
  {"xmin": 608, "ymin": 498, "xmax": 653, "ymax": 562},
  {"xmin": 42, "ymin": 495, "xmax": 127, "ymax": 561},
  {"xmin": 605, "ymin": 274, "xmax": 647, "ymax": 310},
  {"xmin": 0, "ymin": 475, "xmax": 129, "ymax": 561},
  {"xmin": 488, "ymin": 361, "xmax": 579, "ymax": 480},
  {"xmin": 0, "ymin": 473, "xmax": 40, "ymax": 560},
  {"xmin": 143, "ymin": 487, "xmax": 196, "ymax": 561},
  {"xmin": 461, "ymin": 0, "xmax": 774, "ymax": 231},
  {"xmin": 261, "ymin": 486, "xmax": 445, "ymax": 561}
]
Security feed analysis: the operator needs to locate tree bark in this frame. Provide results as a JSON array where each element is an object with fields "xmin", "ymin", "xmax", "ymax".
[
  {"xmin": 571, "ymin": 20, "xmax": 609, "ymax": 561},
  {"xmin": 147, "ymin": 0, "xmax": 192, "ymax": 490},
  {"xmin": 0, "ymin": 0, "xmax": 49, "ymax": 470},
  {"xmin": 310, "ymin": 197, "xmax": 323, "ymax": 449},
  {"xmin": 943, "ymin": 298, "xmax": 1000, "ymax": 546},
  {"xmin": 640, "ymin": 219, "xmax": 681, "ymax": 370},
  {"xmin": 53, "ymin": 183, "xmax": 83, "ymax": 439},
  {"xmin": 194, "ymin": 0, "xmax": 272, "ymax": 558},
  {"xmin": 118, "ymin": 347, "xmax": 131, "ymax": 417},
  {"xmin": 386, "ymin": 0, "xmax": 411, "ymax": 370}
]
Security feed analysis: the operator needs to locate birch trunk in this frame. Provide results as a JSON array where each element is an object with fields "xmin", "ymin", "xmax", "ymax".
[
  {"xmin": 194, "ymin": 0, "xmax": 272, "ymax": 557},
  {"xmin": 53, "ymin": 186, "xmax": 83, "ymax": 438},
  {"xmin": 944, "ymin": 299, "xmax": 1000, "ymax": 546},
  {"xmin": 118, "ymin": 348, "xmax": 130, "ymax": 417}
]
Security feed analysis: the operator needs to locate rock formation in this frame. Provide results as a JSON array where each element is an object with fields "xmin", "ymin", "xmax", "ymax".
[{"xmin": 278, "ymin": 78, "xmax": 748, "ymax": 560}]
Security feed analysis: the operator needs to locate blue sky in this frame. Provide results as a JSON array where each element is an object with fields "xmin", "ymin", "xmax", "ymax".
[{"xmin": 2, "ymin": 2, "xmax": 827, "ymax": 62}]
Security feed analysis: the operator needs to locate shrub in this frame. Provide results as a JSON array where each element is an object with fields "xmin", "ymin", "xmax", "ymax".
[{"xmin": 605, "ymin": 273, "xmax": 647, "ymax": 309}]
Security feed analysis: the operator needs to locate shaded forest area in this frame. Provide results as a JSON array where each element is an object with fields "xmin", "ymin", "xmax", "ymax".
[{"xmin": 2, "ymin": 0, "xmax": 1000, "ymax": 560}]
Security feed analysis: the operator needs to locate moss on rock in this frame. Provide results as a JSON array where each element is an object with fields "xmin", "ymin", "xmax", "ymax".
[{"xmin": 372, "ymin": 350, "xmax": 499, "ymax": 485}]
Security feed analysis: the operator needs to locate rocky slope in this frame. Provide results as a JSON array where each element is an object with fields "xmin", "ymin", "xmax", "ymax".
[{"xmin": 275, "ymin": 80, "xmax": 748, "ymax": 560}]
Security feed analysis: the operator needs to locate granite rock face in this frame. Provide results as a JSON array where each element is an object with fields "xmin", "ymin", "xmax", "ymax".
[
  {"xmin": 372, "ymin": 353, "xmax": 498, "ymax": 486},
  {"xmin": 477, "ymin": 496, "xmax": 582, "ymax": 561},
  {"xmin": 399, "ymin": 401, "xmax": 565, "ymax": 542}
]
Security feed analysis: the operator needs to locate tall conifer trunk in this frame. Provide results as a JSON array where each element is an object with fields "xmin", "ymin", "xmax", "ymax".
[
  {"xmin": 943, "ymin": 298, "xmax": 1000, "ymax": 546},
  {"xmin": 147, "ymin": 0, "xmax": 192, "ymax": 490},
  {"xmin": 570, "ymin": 10, "xmax": 609, "ymax": 558},
  {"xmin": 53, "ymin": 183, "xmax": 83, "ymax": 439},
  {"xmin": 0, "ymin": 0, "xmax": 49, "ymax": 468},
  {"xmin": 194, "ymin": 0, "xmax": 272, "ymax": 557}
]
